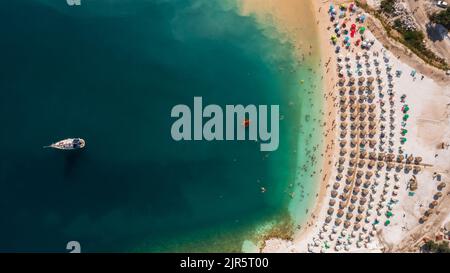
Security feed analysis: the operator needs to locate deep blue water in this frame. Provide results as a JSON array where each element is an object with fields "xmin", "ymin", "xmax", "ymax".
[{"xmin": 0, "ymin": 0, "xmax": 319, "ymax": 252}]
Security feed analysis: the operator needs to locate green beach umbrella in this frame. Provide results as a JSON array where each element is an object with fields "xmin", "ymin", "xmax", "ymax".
[
  {"xmin": 384, "ymin": 220, "xmax": 391, "ymax": 226},
  {"xmin": 403, "ymin": 114, "xmax": 409, "ymax": 121},
  {"xmin": 401, "ymin": 129, "xmax": 408, "ymax": 135},
  {"xmin": 401, "ymin": 138, "xmax": 407, "ymax": 144},
  {"xmin": 386, "ymin": 211, "xmax": 393, "ymax": 218}
]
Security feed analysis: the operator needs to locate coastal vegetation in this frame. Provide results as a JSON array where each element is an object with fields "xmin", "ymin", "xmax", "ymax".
[
  {"xmin": 380, "ymin": 0, "xmax": 396, "ymax": 15},
  {"xmin": 356, "ymin": 0, "xmax": 448, "ymax": 70},
  {"xmin": 421, "ymin": 240, "xmax": 450, "ymax": 253},
  {"xmin": 430, "ymin": 8, "xmax": 450, "ymax": 30}
]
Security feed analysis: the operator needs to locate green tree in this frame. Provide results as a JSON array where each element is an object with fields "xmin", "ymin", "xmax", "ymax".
[{"xmin": 430, "ymin": 8, "xmax": 450, "ymax": 30}]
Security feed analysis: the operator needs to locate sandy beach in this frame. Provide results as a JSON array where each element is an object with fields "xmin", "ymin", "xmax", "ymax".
[{"xmin": 241, "ymin": 0, "xmax": 450, "ymax": 253}]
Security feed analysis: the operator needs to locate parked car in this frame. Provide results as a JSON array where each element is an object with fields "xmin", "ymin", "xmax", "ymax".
[{"xmin": 437, "ymin": 1, "xmax": 448, "ymax": 8}]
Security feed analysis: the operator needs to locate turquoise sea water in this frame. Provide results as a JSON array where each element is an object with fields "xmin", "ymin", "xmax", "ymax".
[{"xmin": 0, "ymin": 0, "xmax": 322, "ymax": 252}]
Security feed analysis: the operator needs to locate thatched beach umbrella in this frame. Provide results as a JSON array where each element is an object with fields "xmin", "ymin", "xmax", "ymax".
[
  {"xmin": 377, "ymin": 161, "xmax": 385, "ymax": 169},
  {"xmin": 333, "ymin": 182, "xmax": 341, "ymax": 190},
  {"xmin": 357, "ymin": 170, "xmax": 364, "ymax": 178},
  {"xmin": 414, "ymin": 157, "xmax": 423, "ymax": 164},
  {"xmin": 346, "ymin": 212, "xmax": 354, "ymax": 220},
  {"xmin": 349, "ymin": 204, "xmax": 356, "ymax": 212},
  {"xmin": 435, "ymin": 192, "xmax": 443, "ymax": 199},
  {"xmin": 368, "ymin": 112, "xmax": 375, "ymax": 120},
  {"xmin": 359, "ymin": 121, "xmax": 367, "ymax": 129},
  {"xmin": 344, "ymin": 185, "xmax": 351, "ymax": 193},
  {"xmin": 336, "ymin": 173, "xmax": 343, "ymax": 180},
  {"xmin": 339, "ymin": 157, "xmax": 345, "ymax": 164},
  {"xmin": 340, "ymin": 148, "xmax": 347, "ymax": 156},
  {"xmin": 358, "ymin": 206, "xmax": 365, "ymax": 214},
  {"xmin": 350, "ymin": 86, "xmax": 357, "ymax": 93},
  {"xmin": 362, "ymin": 188, "xmax": 369, "ymax": 197},
  {"xmin": 387, "ymin": 162, "xmax": 395, "ymax": 169},
  {"xmin": 335, "ymin": 218, "xmax": 343, "ymax": 226},
  {"xmin": 349, "ymin": 158, "xmax": 357, "ymax": 167},
  {"xmin": 356, "ymin": 214, "xmax": 363, "ymax": 222},
  {"xmin": 359, "ymin": 197, "xmax": 367, "ymax": 205},
  {"xmin": 344, "ymin": 221, "xmax": 351, "ymax": 228},
  {"xmin": 355, "ymin": 178, "xmax": 362, "ymax": 186},
  {"xmin": 351, "ymin": 195, "xmax": 358, "ymax": 203},
  {"xmin": 413, "ymin": 166, "xmax": 422, "ymax": 173},
  {"xmin": 368, "ymin": 160, "xmax": 376, "ymax": 169},
  {"xmin": 327, "ymin": 208, "xmax": 335, "ymax": 215},
  {"xmin": 369, "ymin": 152, "xmax": 377, "ymax": 160},
  {"xmin": 406, "ymin": 155, "xmax": 414, "ymax": 164},
  {"xmin": 337, "ymin": 209, "xmax": 344, "ymax": 218},
  {"xmin": 405, "ymin": 164, "xmax": 412, "ymax": 172},
  {"xmin": 430, "ymin": 200, "xmax": 438, "ymax": 208},
  {"xmin": 366, "ymin": 171, "xmax": 373, "ymax": 179},
  {"xmin": 331, "ymin": 190, "xmax": 338, "ymax": 197},
  {"xmin": 378, "ymin": 153, "xmax": 385, "ymax": 161},
  {"xmin": 358, "ymin": 160, "xmax": 366, "ymax": 168},
  {"xmin": 353, "ymin": 187, "xmax": 361, "ymax": 195},
  {"xmin": 329, "ymin": 199, "xmax": 336, "ymax": 206},
  {"xmin": 368, "ymin": 94, "xmax": 376, "ymax": 101},
  {"xmin": 360, "ymin": 151, "xmax": 368, "ymax": 159},
  {"xmin": 347, "ymin": 168, "xmax": 355, "ymax": 176},
  {"xmin": 346, "ymin": 177, "xmax": 354, "ymax": 184},
  {"xmin": 337, "ymin": 165, "xmax": 345, "ymax": 173},
  {"xmin": 438, "ymin": 182, "xmax": 446, "ymax": 191}
]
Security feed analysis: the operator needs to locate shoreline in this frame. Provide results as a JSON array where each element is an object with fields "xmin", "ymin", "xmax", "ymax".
[
  {"xmin": 236, "ymin": 0, "xmax": 338, "ymax": 251},
  {"xmin": 291, "ymin": 0, "xmax": 339, "ymax": 245}
]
